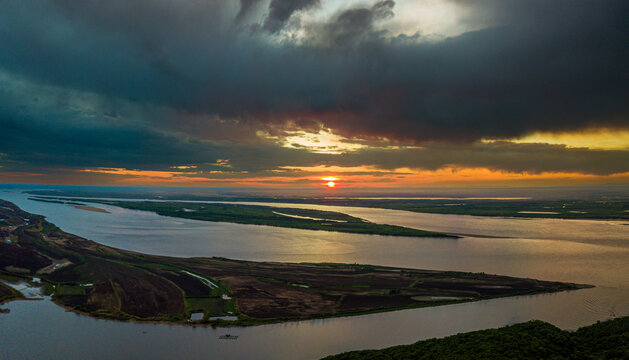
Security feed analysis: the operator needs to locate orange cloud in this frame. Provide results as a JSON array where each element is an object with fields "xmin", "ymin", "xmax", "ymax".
[{"xmin": 3, "ymin": 165, "xmax": 628, "ymax": 188}]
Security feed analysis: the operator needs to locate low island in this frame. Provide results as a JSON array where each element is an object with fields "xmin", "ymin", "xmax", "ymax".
[
  {"xmin": 29, "ymin": 197, "xmax": 456, "ymax": 238},
  {"xmin": 0, "ymin": 200, "xmax": 590, "ymax": 326}
]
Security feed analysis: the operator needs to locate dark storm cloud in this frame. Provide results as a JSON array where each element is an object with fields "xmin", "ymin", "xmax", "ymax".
[
  {"xmin": 2, "ymin": 93, "xmax": 627, "ymax": 176},
  {"xmin": 236, "ymin": 0, "xmax": 264, "ymax": 23},
  {"xmin": 309, "ymin": 0, "xmax": 395, "ymax": 47},
  {"xmin": 263, "ymin": 0, "xmax": 320, "ymax": 33},
  {"xmin": 0, "ymin": 105, "xmax": 200, "ymax": 170},
  {"xmin": 0, "ymin": 106, "xmax": 323, "ymax": 175},
  {"xmin": 341, "ymin": 143, "xmax": 629, "ymax": 176},
  {"xmin": 0, "ymin": 0, "xmax": 627, "ymax": 179},
  {"xmin": 0, "ymin": 0, "xmax": 626, "ymax": 144},
  {"xmin": 0, "ymin": 71, "xmax": 627, "ymax": 177}
]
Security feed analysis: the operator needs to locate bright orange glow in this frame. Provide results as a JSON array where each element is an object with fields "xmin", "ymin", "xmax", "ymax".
[
  {"xmin": 321, "ymin": 176, "xmax": 339, "ymax": 187},
  {"xmin": 6, "ymin": 166, "xmax": 622, "ymax": 187}
]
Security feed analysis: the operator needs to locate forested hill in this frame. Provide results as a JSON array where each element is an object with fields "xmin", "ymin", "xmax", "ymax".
[{"xmin": 322, "ymin": 316, "xmax": 629, "ymax": 360}]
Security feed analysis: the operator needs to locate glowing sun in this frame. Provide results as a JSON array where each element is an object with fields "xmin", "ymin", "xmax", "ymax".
[{"xmin": 321, "ymin": 176, "xmax": 338, "ymax": 188}]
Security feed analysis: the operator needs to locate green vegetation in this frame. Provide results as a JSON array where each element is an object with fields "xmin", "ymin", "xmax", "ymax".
[
  {"xmin": 185, "ymin": 296, "xmax": 237, "ymax": 320},
  {"xmin": 26, "ymin": 197, "xmax": 85, "ymax": 206},
  {"xmin": 56, "ymin": 284, "xmax": 86, "ymax": 296},
  {"xmin": 26, "ymin": 190, "xmax": 629, "ymax": 220},
  {"xmin": 40, "ymin": 199, "xmax": 455, "ymax": 238},
  {"xmin": 298, "ymin": 199, "xmax": 629, "ymax": 220},
  {"xmin": 322, "ymin": 316, "xmax": 629, "ymax": 359}
]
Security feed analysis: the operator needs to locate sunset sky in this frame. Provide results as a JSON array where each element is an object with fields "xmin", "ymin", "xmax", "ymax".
[{"xmin": 0, "ymin": 0, "xmax": 627, "ymax": 188}]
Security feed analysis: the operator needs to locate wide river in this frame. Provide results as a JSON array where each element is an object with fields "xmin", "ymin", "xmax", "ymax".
[{"xmin": 1, "ymin": 191, "xmax": 628, "ymax": 360}]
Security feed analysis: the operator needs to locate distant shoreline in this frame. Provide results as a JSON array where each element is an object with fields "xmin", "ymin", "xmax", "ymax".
[{"xmin": 25, "ymin": 191, "xmax": 629, "ymax": 221}]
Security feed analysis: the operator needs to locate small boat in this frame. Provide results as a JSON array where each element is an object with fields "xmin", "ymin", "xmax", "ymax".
[{"xmin": 219, "ymin": 334, "xmax": 239, "ymax": 340}]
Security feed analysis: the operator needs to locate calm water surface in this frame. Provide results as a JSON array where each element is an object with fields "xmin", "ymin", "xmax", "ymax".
[{"xmin": 1, "ymin": 191, "xmax": 628, "ymax": 360}]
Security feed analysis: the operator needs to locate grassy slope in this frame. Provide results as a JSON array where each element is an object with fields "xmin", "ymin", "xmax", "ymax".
[{"xmin": 322, "ymin": 317, "xmax": 629, "ymax": 360}]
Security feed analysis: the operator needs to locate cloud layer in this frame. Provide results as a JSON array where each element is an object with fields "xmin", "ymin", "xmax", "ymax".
[{"xmin": 0, "ymin": 0, "xmax": 627, "ymax": 184}]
